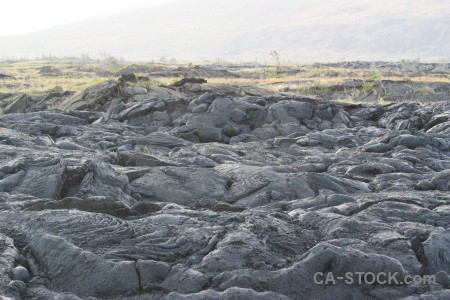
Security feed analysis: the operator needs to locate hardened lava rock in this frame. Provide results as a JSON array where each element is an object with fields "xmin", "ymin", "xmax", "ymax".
[{"xmin": 0, "ymin": 80, "xmax": 448, "ymax": 299}]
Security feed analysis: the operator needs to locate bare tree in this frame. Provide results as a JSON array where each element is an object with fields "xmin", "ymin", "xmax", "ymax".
[{"xmin": 269, "ymin": 50, "xmax": 281, "ymax": 72}]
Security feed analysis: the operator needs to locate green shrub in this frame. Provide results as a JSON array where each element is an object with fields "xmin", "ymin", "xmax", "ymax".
[
  {"xmin": 49, "ymin": 85, "xmax": 64, "ymax": 93},
  {"xmin": 402, "ymin": 77, "xmax": 413, "ymax": 82},
  {"xmin": 267, "ymin": 68, "xmax": 284, "ymax": 78},
  {"xmin": 361, "ymin": 74, "xmax": 380, "ymax": 93}
]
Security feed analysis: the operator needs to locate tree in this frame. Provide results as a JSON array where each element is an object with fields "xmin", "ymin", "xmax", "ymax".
[{"xmin": 269, "ymin": 50, "xmax": 281, "ymax": 72}]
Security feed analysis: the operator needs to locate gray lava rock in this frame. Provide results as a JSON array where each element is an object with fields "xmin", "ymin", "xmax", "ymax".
[
  {"xmin": 11, "ymin": 266, "xmax": 29, "ymax": 282},
  {"xmin": 4, "ymin": 280, "xmax": 26, "ymax": 298},
  {"xmin": 0, "ymin": 80, "xmax": 448, "ymax": 300},
  {"xmin": 423, "ymin": 231, "xmax": 450, "ymax": 275},
  {"xmin": 61, "ymin": 80, "xmax": 122, "ymax": 111},
  {"xmin": 268, "ymin": 100, "xmax": 313, "ymax": 123},
  {"xmin": 194, "ymin": 127, "xmax": 224, "ymax": 143},
  {"xmin": 166, "ymin": 287, "xmax": 291, "ymax": 300},
  {"xmin": 160, "ymin": 264, "xmax": 208, "ymax": 293}
]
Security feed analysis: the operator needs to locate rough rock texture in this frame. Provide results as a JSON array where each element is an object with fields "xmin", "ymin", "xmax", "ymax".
[{"xmin": 0, "ymin": 81, "xmax": 448, "ymax": 299}]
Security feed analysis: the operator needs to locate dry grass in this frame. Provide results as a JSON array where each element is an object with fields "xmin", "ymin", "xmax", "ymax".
[{"xmin": 1, "ymin": 59, "xmax": 449, "ymax": 101}]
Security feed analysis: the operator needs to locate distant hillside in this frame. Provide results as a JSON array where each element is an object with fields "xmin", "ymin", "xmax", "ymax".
[{"xmin": 1, "ymin": 0, "xmax": 449, "ymax": 61}]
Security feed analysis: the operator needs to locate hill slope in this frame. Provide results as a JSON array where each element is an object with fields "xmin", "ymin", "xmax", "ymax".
[{"xmin": 0, "ymin": 0, "xmax": 449, "ymax": 61}]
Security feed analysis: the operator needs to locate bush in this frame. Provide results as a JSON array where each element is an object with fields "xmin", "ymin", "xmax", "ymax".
[
  {"xmin": 49, "ymin": 85, "xmax": 64, "ymax": 93},
  {"xmin": 361, "ymin": 74, "xmax": 380, "ymax": 93}
]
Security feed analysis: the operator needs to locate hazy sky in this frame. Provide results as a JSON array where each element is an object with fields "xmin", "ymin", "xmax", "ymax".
[{"xmin": 0, "ymin": 0, "xmax": 181, "ymax": 36}]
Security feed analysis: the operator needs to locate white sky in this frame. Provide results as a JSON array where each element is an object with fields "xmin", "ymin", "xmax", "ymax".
[{"xmin": 0, "ymin": 0, "xmax": 181, "ymax": 36}]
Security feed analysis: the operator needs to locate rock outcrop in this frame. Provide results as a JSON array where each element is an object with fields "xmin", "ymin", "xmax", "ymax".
[{"xmin": 0, "ymin": 80, "xmax": 448, "ymax": 299}]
